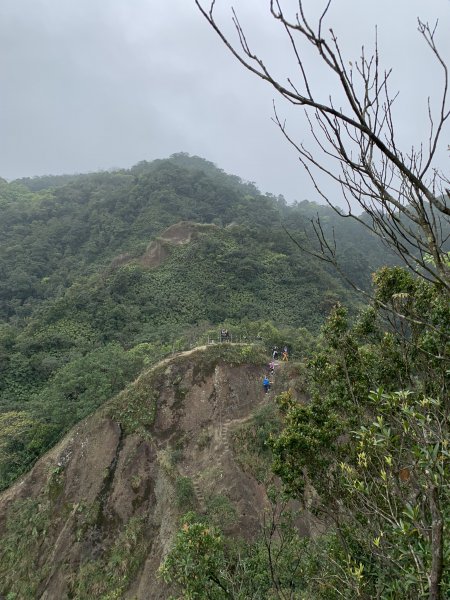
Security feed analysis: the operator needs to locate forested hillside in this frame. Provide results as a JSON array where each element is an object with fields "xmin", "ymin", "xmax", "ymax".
[
  {"xmin": 0, "ymin": 153, "xmax": 448, "ymax": 599},
  {"xmin": 0, "ymin": 154, "xmax": 395, "ymax": 489},
  {"xmin": 1, "ymin": 153, "xmax": 389, "ymax": 321}
]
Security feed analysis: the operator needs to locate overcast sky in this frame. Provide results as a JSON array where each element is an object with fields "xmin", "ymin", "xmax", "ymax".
[{"xmin": 1, "ymin": 0, "xmax": 449, "ymax": 204}]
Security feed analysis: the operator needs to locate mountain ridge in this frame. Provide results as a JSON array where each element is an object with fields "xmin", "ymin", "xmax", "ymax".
[
  {"xmin": 0, "ymin": 154, "xmax": 396, "ymax": 493},
  {"xmin": 1, "ymin": 344, "xmax": 310, "ymax": 599}
]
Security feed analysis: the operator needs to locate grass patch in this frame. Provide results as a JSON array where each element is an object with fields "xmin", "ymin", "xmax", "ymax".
[
  {"xmin": 196, "ymin": 427, "xmax": 213, "ymax": 450},
  {"xmin": 175, "ymin": 476, "xmax": 197, "ymax": 511},
  {"xmin": 0, "ymin": 498, "xmax": 52, "ymax": 598},
  {"xmin": 230, "ymin": 403, "xmax": 282, "ymax": 483},
  {"xmin": 170, "ymin": 436, "xmax": 185, "ymax": 464},
  {"xmin": 205, "ymin": 494, "xmax": 237, "ymax": 529},
  {"xmin": 107, "ymin": 369, "xmax": 162, "ymax": 434},
  {"xmin": 69, "ymin": 515, "xmax": 150, "ymax": 599},
  {"xmin": 192, "ymin": 344, "xmax": 267, "ymax": 383},
  {"xmin": 45, "ymin": 464, "xmax": 65, "ymax": 502}
]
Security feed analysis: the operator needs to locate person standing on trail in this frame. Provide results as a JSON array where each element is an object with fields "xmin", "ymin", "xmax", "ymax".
[
  {"xmin": 282, "ymin": 346, "xmax": 289, "ymax": 361},
  {"xmin": 263, "ymin": 377, "xmax": 271, "ymax": 393},
  {"xmin": 272, "ymin": 346, "xmax": 279, "ymax": 360}
]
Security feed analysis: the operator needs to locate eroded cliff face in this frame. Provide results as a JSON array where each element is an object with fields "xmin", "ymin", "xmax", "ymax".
[{"xmin": 0, "ymin": 345, "xmax": 271, "ymax": 599}]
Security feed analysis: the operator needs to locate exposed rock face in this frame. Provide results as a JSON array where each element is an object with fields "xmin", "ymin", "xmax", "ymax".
[
  {"xmin": 139, "ymin": 221, "xmax": 216, "ymax": 268},
  {"xmin": 0, "ymin": 346, "xmax": 272, "ymax": 599},
  {"xmin": 108, "ymin": 221, "xmax": 216, "ymax": 271}
]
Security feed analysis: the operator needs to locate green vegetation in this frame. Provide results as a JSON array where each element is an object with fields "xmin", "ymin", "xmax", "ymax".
[
  {"xmin": 70, "ymin": 515, "xmax": 150, "ymax": 599},
  {"xmin": 205, "ymin": 494, "xmax": 237, "ymax": 529},
  {"xmin": 175, "ymin": 477, "xmax": 197, "ymax": 511},
  {"xmin": 1, "ymin": 154, "xmax": 390, "ymax": 323},
  {"xmin": 159, "ymin": 507, "xmax": 323, "ymax": 599},
  {"xmin": 230, "ymin": 402, "xmax": 282, "ymax": 483},
  {"xmin": 3, "ymin": 153, "xmax": 447, "ymax": 598},
  {"xmin": 264, "ymin": 269, "xmax": 449, "ymax": 599},
  {"xmin": 1, "ymin": 154, "xmax": 393, "ymax": 490},
  {"xmin": 159, "ymin": 512, "xmax": 229, "ymax": 598},
  {"xmin": 164, "ymin": 267, "xmax": 449, "ymax": 599},
  {"xmin": 0, "ymin": 498, "xmax": 52, "ymax": 598}
]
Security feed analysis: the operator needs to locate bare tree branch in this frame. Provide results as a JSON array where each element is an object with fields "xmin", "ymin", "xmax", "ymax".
[{"xmin": 195, "ymin": 0, "xmax": 450, "ymax": 291}]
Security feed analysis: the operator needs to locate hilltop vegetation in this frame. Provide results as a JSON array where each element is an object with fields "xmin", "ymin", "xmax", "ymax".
[
  {"xmin": 0, "ymin": 154, "xmax": 396, "ymax": 489},
  {"xmin": 1, "ymin": 153, "xmax": 389, "ymax": 321}
]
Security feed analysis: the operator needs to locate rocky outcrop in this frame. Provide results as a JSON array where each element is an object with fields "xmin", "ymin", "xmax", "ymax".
[
  {"xmin": 109, "ymin": 221, "xmax": 217, "ymax": 271},
  {"xmin": 0, "ymin": 345, "xmax": 272, "ymax": 599}
]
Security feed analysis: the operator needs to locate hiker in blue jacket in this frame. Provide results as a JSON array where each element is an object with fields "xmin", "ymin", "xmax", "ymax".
[{"xmin": 263, "ymin": 377, "xmax": 271, "ymax": 393}]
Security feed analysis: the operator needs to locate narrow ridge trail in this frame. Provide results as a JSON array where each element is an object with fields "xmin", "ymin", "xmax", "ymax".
[{"xmin": 178, "ymin": 358, "xmax": 286, "ymax": 515}]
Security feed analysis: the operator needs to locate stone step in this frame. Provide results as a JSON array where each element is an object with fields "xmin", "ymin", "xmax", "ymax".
[
  {"xmin": 221, "ymin": 422, "xmax": 230, "ymax": 452},
  {"xmin": 191, "ymin": 478, "xmax": 206, "ymax": 510}
]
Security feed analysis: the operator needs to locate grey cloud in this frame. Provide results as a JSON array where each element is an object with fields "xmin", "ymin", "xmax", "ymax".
[{"xmin": 0, "ymin": 0, "xmax": 449, "ymax": 204}]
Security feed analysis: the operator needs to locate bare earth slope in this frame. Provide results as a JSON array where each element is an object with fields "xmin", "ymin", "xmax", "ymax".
[{"xmin": 0, "ymin": 344, "xmax": 272, "ymax": 599}]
